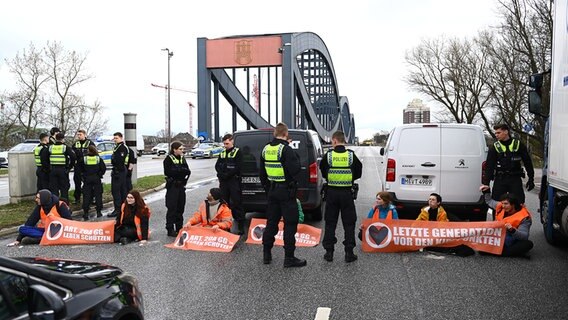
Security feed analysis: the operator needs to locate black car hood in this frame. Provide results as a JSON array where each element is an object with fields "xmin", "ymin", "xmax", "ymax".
[{"xmin": 1, "ymin": 257, "xmax": 123, "ymax": 293}]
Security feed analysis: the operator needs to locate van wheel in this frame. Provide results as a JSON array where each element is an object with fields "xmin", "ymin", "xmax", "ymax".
[
  {"xmin": 309, "ymin": 201, "xmax": 325, "ymax": 221},
  {"xmin": 541, "ymin": 181, "xmax": 568, "ymax": 246}
]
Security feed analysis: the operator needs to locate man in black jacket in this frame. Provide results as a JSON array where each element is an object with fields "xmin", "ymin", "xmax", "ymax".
[
  {"xmin": 260, "ymin": 123, "xmax": 306, "ymax": 268},
  {"xmin": 71, "ymin": 129, "xmax": 96, "ymax": 205},
  {"xmin": 44, "ymin": 133, "xmax": 76, "ymax": 205},
  {"xmin": 108, "ymin": 132, "xmax": 129, "ymax": 217}
]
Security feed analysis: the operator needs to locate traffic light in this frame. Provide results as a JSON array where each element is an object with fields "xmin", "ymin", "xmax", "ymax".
[{"xmin": 528, "ymin": 73, "xmax": 543, "ymax": 115}]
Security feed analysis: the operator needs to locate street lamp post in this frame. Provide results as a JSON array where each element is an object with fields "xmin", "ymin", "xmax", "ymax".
[{"xmin": 161, "ymin": 48, "xmax": 173, "ymax": 147}]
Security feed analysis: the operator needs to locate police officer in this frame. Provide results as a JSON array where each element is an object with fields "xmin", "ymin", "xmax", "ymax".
[
  {"xmin": 320, "ymin": 130, "xmax": 362, "ymax": 263},
  {"xmin": 483, "ymin": 123, "xmax": 534, "ymax": 204},
  {"xmin": 215, "ymin": 133, "xmax": 245, "ymax": 235},
  {"xmin": 126, "ymin": 146, "xmax": 137, "ymax": 193},
  {"xmin": 82, "ymin": 145, "xmax": 106, "ymax": 220},
  {"xmin": 71, "ymin": 129, "xmax": 96, "ymax": 205},
  {"xmin": 163, "ymin": 141, "xmax": 191, "ymax": 236},
  {"xmin": 108, "ymin": 132, "xmax": 129, "ymax": 218},
  {"xmin": 34, "ymin": 133, "xmax": 50, "ymax": 191},
  {"xmin": 48, "ymin": 127, "xmax": 60, "ymax": 145},
  {"xmin": 44, "ymin": 132, "xmax": 76, "ymax": 204},
  {"xmin": 259, "ymin": 123, "xmax": 306, "ymax": 268}
]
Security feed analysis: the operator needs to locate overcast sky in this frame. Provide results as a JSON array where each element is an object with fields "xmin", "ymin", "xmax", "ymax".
[{"xmin": 0, "ymin": 0, "xmax": 500, "ymax": 141}]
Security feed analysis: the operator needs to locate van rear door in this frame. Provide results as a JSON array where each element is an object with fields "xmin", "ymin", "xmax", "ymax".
[
  {"xmin": 392, "ymin": 125, "xmax": 441, "ymax": 201},
  {"xmin": 439, "ymin": 125, "xmax": 486, "ymax": 204},
  {"xmin": 234, "ymin": 132, "xmax": 271, "ymax": 204}
]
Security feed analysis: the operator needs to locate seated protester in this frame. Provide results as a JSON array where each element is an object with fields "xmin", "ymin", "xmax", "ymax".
[
  {"xmin": 359, "ymin": 191, "xmax": 398, "ymax": 240},
  {"xmin": 7, "ymin": 189, "xmax": 71, "ymax": 246},
  {"xmin": 480, "ymin": 185, "xmax": 533, "ymax": 257},
  {"xmin": 417, "ymin": 193, "xmax": 475, "ymax": 257},
  {"xmin": 416, "ymin": 193, "xmax": 448, "ymax": 222},
  {"xmin": 115, "ymin": 190, "xmax": 151, "ymax": 246},
  {"xmin": 185, "ymin": 188, "xmax": 233, "ymax": 232}
]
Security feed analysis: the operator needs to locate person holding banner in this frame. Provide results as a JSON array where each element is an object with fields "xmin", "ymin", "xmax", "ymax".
[
  {"xmin": 185, "ymin": 188, "xmax": 233, "ymax": 231},
  {"xmin": 114, "ymin": 190, "xmax": 151, "ymax": 245},
  {"xmin": 81, "ymin": 145, "xmax": 106, "ymax": 220},
  {"xmin": 259, "ymin": 122, "xmax": 306, "ymax": 268},
  {"xmin": 320, "ymin": 130, "xmax": 363, "ymax": 263},
  {"xmin": 359, "ymin": 192, "xmax": 398, "ymax": 240},
  {"xmin": 6, "ymin": 189, "xmax": 72, "ymax": 247},
  {"xmin": 481, "ymin": 186, "xmax": 534, "ymax": 257},
  {"xmin": 163, "ymin": 141, "xmax": 191, "ymax": 237}
]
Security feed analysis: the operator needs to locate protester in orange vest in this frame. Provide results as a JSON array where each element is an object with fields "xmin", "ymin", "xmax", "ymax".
[
  {"xmin": 416, "ymin": 193, "xmax": 475, "ymax": 257},
  {"xmin": 114, "ymin": 190, "xmax": 151, "ymax": 246},
  {"xmin": 6, "ymin": 189, "xmax": 72, "ymax": 246},
  {"xmin": 481, "ymin": 185, "xmax": 533, "ymax": 257},
  {"xmin": 416, "ymin": 193, "xmax": 449, "ymax": 221},
  {"xmin": 185, "ymin": 188, "xmax": 233, "ymax": 231},
  {"xmin": 358, "ymin": 191, "xmax": 398, "ymax": 240}
]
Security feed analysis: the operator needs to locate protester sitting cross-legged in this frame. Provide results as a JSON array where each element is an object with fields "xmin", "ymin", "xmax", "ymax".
[
  {"xmin": 416, "ymin": 193, "xmax": 475, "ymax": 257},
  {"xmin": 184, "ymin": 188, "xmax": 233, "ymax": 232},
  {"xmin": 358, "ymin": 191, "xmax": 398, "ymax": 240},
  {"xmin": 7, "ymin": 189, "xmax": 72, "ymax": 247},
  {"xmin": 114, "ymin": 190, "xmax": 151, "ymax": 246},
  {"xmin": 480, "ymin": 185, "xmax": 534, "ymax": 257}
]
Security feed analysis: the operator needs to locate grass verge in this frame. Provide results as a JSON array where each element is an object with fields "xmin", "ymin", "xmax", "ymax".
[
  {"xmin": 0, "ymin": 169, "xmax": 7, "ymax": 175},
  {"xmin": 0, "ymin": 175, "xmax": 165, "ymax": 230}
]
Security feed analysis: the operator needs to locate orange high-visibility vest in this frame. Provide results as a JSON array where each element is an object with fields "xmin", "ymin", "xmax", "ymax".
[
  {"xmin": 37, "ymin": 202, "xmax": 64, "ymax": 228},
  {"xmin": 495, "ymin": 203, "xmax": 531, "ymax": 228},
  {"xmin": 371, "ymin": 207, "xmax": 393, "ymax": 220}
]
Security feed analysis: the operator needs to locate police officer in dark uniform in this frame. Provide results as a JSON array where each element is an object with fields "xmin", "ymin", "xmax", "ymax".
[
  {"xmin": 320, "ymin": 130, "xmax": 362, "ymax": 263},
  {"xmin": 44, "ymin": 132, "xmax": 76, "ymax": 204},
  {"xmin": 259, "ymin": 123, "xmax": 306, "ymax": 268},
  {"xmin": 71, "ymin": 129, "xmax": 96, "ymax": 205},
  {"xmin": 126, "ymin": 146, "xmax": 137, "ymax": 193},
  {"xmin": 215, "ymin": 133, "xmax": 245, "ymax": 235},
  {"xmin": 108, "ymin": 132, "xmax": 129, "ymax": 218},
  {"xmin": 82, "ymin": 145, "xmax": 106, "ymax": 220},
  {"xmin": 163, "ymin": 141, "xmax": 191, "ymax": 236},
  {"xmin": 34, "ymin": 133, "xmax": 50, "ymax": 191},
  {"xmin": 48, "ymin": 127, "xmax": 60, "ymax": 145},
  {"xmin": 483, "ymin": 123, "xmax": 534, "ymax": 204}
]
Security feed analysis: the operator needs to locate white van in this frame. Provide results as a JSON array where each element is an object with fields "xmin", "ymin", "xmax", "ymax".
[{"xmin": 379, "ymin": 123, "xmax": 488, "ymax": 220}]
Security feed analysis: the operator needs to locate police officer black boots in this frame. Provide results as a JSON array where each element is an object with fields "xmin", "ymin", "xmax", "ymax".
[
  {"xmin": 345, "ymin": 249, "xmax": 358, "ymax": 263},
  {"xmin": 263, "ymin": 248, "xmax": 272, "ymax": 264},
  {"xmin": 324, "ymin": 250, "xmax": 334, "ymax": 262},
  {"xmin": 283, "ymin": 256, "xmax": 307, "ymax": 268}
]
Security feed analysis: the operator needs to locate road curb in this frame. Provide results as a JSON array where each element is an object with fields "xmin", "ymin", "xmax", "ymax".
[{"xmin": 0, "ymin": 183, "xmax": 167, "ymax": 239}]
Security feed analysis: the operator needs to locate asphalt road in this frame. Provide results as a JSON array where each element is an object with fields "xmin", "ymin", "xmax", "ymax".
[{"xmin": 1, "ymin": 147, "xmax": 567, "ymax": 320}]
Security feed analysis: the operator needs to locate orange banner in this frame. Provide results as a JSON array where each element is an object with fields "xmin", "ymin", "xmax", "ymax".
[
  {"xmin": 165, "ymin": 226, "xmax": 240, "ymax": 252},
  {"xmin": 361, "ymin": 219, "xmax": 506, "ymax": 254},
  {"xmin": 40, "ymin": 216, "xmax": 115, "ymax": 245},
  {"xmin": 206, "ymin": 36, "xmax": 283, "ymax": 68},
  {"xmin": 245, "ymin": 218, "xmax": 321, "ymax": 247}
]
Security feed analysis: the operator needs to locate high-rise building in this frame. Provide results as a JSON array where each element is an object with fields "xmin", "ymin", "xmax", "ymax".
[{"xmin": 403, "ymin": 98, "xmax": 430, "ymax": 124}]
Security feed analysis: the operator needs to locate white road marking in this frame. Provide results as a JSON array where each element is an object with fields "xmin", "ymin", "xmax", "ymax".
[{"xmin": 314, "ymin": 307, "xmax": 331, "ymax": 320}]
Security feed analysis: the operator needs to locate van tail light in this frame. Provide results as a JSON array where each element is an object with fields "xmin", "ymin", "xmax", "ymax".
[
  {"xmin": 481, "ymin": 161, "xmax": 487, "ymax": 183},
  {"xmin": 386, "ymin": 158, "xmax": 396, "ymax": 182},
  {"xmin": 309, "ymin": 162, "xmax": 318, "ymax": 184}
]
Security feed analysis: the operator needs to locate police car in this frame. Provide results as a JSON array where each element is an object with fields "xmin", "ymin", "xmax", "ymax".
[
  {"xmin": 190, "ymin": 142, "xmax": 224, "ymax": 159},
  {"xmin": 95, "ymin": 141, "xmax": 115, "ymax": 166}
]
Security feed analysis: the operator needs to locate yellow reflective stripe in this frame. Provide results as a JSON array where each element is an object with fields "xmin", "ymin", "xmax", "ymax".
[
  {"xmin": 34, "ymin": 145, "xmax": 43, "ymax": 166},
  {"xmin": 327, "ymin": 150, "xmax": 353, "ymax": 187},
  {"xmin": 49, "ymin": 145, "xmax": 66, "ymax": 165},
  {"xmin": 494, "ymin": 139, "xmax": 519, "ymax": 153},
  {"xmin": 84, "ymin": 156, "xmax": 99, "ymax": 165},
  {"xmin": 168, "ymin": 155, "xmax": 185, "ymax": 164},
  {"xmin": 221, "ymin": 147, "xmax": 239, "ymax": 159}
]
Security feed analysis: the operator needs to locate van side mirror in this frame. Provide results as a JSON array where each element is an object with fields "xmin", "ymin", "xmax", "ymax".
[
  {"xmin": 380, "ymin": 147, "xmax": 385, "ymax": 156},
  {"xmin": 28, "ymin": 285, "xmax": 66, "ymax": 320}
]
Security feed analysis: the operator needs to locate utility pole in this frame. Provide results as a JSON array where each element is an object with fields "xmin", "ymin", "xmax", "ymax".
[{"xmin": 161, "ymin": 48, "xmax": 173, "ymax": 146}]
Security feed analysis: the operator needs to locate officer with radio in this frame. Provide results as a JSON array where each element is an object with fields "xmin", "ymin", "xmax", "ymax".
[
  {"xmin": 164, "ymin": 141, "xmax": 191, "ymax": 236},
  {"xmin": 215, "ymin": 133, "xmax": 245, "ymax": 235},
  {"xmin": 72, "ymin": 129, "xmax": 96, "ymax": 205},
  {"xmin": 260, "ymin": 123, "xmax": 306, "ymax": 268},
  {"xmin": 108, "ymin": 132, "xmax": 129, "ymax": 218},
  {"xmin": 483, "ymin": 123, "xmax": 534, "ymax": 203},
  {"xmin": 320, "ymin": 130, "xmax": 362, "ymax": 263},
  {"xmin": 44, "ymin": 132, "xmax": 76, "ymax": 205},
  {"xmin": 34, "ymin": 133, "xmax": 50, "ymax": 191}
]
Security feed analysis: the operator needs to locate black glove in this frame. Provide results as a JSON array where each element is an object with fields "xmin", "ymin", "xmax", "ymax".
[{"xmin": 526, "ymin": 180, "xmax": 535, "ymax": 191}]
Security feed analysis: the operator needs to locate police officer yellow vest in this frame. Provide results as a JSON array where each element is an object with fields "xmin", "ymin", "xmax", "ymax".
[
  {"xmin": 49, "ymin": 144, "xmax": 66, "ymax": 166},
  {"xmin": 220, "ymin": 147, "xmax": 239, "ymax": 159},
  {"xmin": 262, "ymin": 144, "xmax": 285, "ymax": 182},
  {"xmin": 494, "ymin": 139, "xmax": 520, "ymax": 153},
  {"xmin": 168, "ymin": 154, "xmax": 185, "ymax": 165},
  {"xmin": 327, "ymin": 150, "xmax": 353, "ymax": 187},
  {"xmin": 33, "ymin": 144, "xmax": 44, "ymax": 167},
  {"xmin": 83, "ymin": 155, "xmax": 100, "ymax": 165}
]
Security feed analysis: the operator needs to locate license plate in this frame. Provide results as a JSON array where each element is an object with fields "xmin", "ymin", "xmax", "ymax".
[
  {"xmin": 401, "ymin": 178, "xmax": 432, "ymax": 186},
  {"xmin": 241, "ymin": 176, "xmax": 261, "ymax": 184}
]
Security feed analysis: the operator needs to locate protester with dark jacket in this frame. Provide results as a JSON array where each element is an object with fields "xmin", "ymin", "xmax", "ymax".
[
  {"xmin": 7, "ymin": 189, "xmax": 71, "ymax": 246},
  {"xmin": 115, "ymin": 190, "xmax": 151, "ymax": 246}
]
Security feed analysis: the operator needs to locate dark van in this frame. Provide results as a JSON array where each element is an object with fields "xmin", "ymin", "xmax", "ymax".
[{"xmin": 233, "ymin": 129, "xmax": 325, "ymax": 220}]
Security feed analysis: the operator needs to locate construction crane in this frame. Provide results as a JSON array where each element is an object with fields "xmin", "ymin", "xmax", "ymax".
[{"xmin": 150, "ymin": 83, "xmax": 197, "ymax": 136}]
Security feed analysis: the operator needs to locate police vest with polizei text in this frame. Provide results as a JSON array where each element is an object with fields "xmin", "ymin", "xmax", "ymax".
[
  {"xmin": 83, "ymin": 155, "xmax": 100, "ymax": 166},
  {"xmin": 327, "ymin": 150, "xmax": 353, "ymax": 187},
  {"xmin": 494, "ymin": 139, "xmax": 522, "ymax": 175},
  {"xmin": 220, "ymin": 147, "xmax": 239, "ymax": 171},
  {"xmin": 262, "ymin": 144, "xmax": 285, "ymax": 182},
  {"xmin": 34, "ymin": 144, "xmax": 47, "ymax": 167},
  {"xmin": 48, "ymin": 144, "xmax": 67, "ymax": 166}
]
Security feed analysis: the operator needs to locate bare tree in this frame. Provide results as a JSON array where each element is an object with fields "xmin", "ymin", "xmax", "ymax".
[
  {"xmin": 44, "ymin": 41, "xmax": 93, "ymax": 133},
  {"xmin": 4, "ymin": 43, "xmax": 49, "ymax": 138},
  {"xmin": 0, "ymin": 97, "xmax": 21, "ymax": 148},
  {"xmin": 405, "ymin": 36, "xmax": 492, "ymax": 125},
  {"xmin": 65, "ymin": 99, "xmax": 108, "ymax": 138}
]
